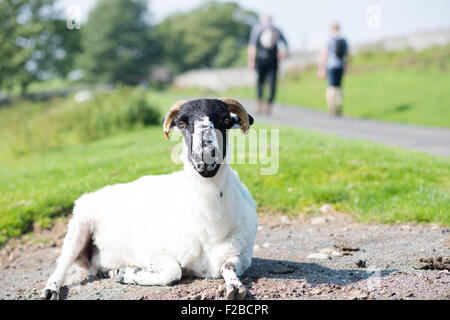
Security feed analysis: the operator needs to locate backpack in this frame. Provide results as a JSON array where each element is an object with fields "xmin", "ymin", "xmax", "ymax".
[
  {"xmin": 335, "ymin": 38, "xmax": 347, "ymax": 58},
  {"xmin": 258, "ymin": 26, "xmax": 278, "ymax": 51}
]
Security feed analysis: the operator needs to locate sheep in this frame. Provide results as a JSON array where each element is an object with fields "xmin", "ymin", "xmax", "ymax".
[{"xmin": 41, "ymin": 97, "xmax": 257, "ymax": 300}]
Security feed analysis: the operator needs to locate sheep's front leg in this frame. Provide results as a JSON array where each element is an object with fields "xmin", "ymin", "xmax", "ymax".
[
  {"xmin": 40, "ymin": 217, "xmax": 91, "ymax": 300},
  {"xmin": 116, "ymin": 256, "xmax": 181, "ymax": 286},
  {"xmin": 221, "ymin": 257, "xmax": 248, "ymax": 300}
]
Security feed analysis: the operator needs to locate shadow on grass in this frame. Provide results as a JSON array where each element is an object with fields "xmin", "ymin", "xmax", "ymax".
[{"xmin": 361, "ymin": 103, "xmax": 412, "ymax": 119}]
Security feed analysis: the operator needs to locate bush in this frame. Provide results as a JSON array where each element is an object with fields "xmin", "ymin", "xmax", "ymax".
[
  {"xmin": 76, "ymin": 88, "xmax": 161, "ymax": 141},
  {"xmin": 1, "ymin": 87, "xmax": 161, "ymax": 155}
]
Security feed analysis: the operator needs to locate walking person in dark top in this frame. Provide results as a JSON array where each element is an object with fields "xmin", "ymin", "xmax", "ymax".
[
  {"xmin": 317, "ymin": 22, "xmax": 349, "ymax": 117},
  {"xmin": 248, "ymin": 14, "xmax": 288, "ymax": 115}
]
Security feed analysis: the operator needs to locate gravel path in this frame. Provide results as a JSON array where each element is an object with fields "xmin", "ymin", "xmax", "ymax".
[
  {"xmin": 241, "ymin": 99, "xmax": 450, "ymax": 157},
  {"xmin": 1, "ymin": 212, "xmax": 449, "ymax": 300}
]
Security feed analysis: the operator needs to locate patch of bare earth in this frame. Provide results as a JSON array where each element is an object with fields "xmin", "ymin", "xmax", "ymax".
[{"xmin": 1, "ymin": 210, "xmax": 449, "ymax": 300}]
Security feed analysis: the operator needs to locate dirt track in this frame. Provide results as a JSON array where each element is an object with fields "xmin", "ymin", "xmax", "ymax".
[{"xmin": 1, "ymin": 212, "xmax": 449, "ymax": 300}]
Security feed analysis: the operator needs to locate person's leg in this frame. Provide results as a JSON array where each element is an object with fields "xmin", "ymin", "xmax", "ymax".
[
  {"xmin": 326, "ymin": 68, "xmax": 342, "ymax": 116},
  {"xmin": 335, "ymin": 87, "xmax": 343, "ymax": 116},
  {"xmin": 265, "ymin": 66, "xmax": 277, "ymax": 115},
  {"xmin": 256, "ymin": 62, "xmax": 267, "ymax": 114},
  {"xmin": 334, "ymin": 68, "xmax": 344, "ymax": 116},
  {"xmin": 326, "ymin": 85, "xmax": 336, "ymax": 116}
]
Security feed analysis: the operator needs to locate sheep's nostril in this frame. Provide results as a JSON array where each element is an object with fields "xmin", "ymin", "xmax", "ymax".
[
  {"xmin": 195, "ymin": 163, "xmax": 206, "ymax": 171},
  {"xmin": 210, "ymin": 149, "xmax": 215, "ymax": 157}
]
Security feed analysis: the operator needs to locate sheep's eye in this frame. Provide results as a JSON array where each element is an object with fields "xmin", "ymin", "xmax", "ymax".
[
  {"xmin": 177, "ymin": 120, "xmax": 186, "ymax": 129},
  {"xmin": 223, "ymin": 118, "xmax": 230, "ymax": 125}
]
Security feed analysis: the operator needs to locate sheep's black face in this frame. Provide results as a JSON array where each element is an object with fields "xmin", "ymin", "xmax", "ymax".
[{"xmin": 173, "ymin": 99, "xmax": 253, "ymax": 178}]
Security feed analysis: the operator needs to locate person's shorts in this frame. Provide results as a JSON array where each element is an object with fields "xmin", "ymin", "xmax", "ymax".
[
  {"xmin": 256, "ymin": 57, "xmax": 277, "ymax": 71},
  {"xmin": 327, "ymin": 67, "xmax": 344, "ymax": 87}
]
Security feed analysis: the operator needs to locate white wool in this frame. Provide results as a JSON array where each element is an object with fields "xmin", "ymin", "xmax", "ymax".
[
  {"xmin": 42, "ymin": 115, "xmax": 257, "ymax": 299},
  {"xmin": 69, "ymin": 142, "xmax": 257, "ymax": 279}
]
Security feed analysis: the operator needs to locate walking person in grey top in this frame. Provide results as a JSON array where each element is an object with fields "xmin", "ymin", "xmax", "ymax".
[
  {"xmin": 317, "ymin": 23, "xmax": 349, "ymax": 116},
  {"xmin": 248, "ymin": 14, "xmax": 288, "ymax": 115}
]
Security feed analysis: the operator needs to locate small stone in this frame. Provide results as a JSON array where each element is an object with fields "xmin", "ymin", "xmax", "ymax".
[
  {"xmin": 356, "ymin": 259, "xmax": 367, "ymax": 268},
  {"xmin": 310, "ymin": 287, "xmax": 323, "ymax": 295},
  {"xmin": 253, "ymin": 244, "xmax": 260, "ymax": 251},
  {"xmin": 280, "ymin": 215, "xmax": 290, "ymax": 225},
  {"xmin": 335, "ymin": 242, "xmax": 360, "ymax": 252},
  {"xmin": 307, "ymin": 253, "xmax": 329, "ymax": 260},
  {"xmin": 319, "ymin": 204, "xmax": 334, "ymax": 214},
  {"xmin": 262, "ymin": 242, "xmax": 272, "ymax": 248},
  {"xmin": 311, "ymin": 217, "xmax": 327, "ymax": 225},
  {"xmin": 414, "ymin": 256, "xmax": 450, "ymax": 271},
  {"xmin": 348, "ymin": 288, "xmax": 368, "ymax": 300},
  {"xmin": 331, "ymin": 251, "xmax": 342, "ymax": 256}
]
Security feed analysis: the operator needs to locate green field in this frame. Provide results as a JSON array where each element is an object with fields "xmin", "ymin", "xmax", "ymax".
[
  {"xmin": 174, "ymin": 46, "xmax": 450, "ymax": 127},
  {"xmin": 1, "ymin": 89, "xmax": 449, "ymax": 246}
]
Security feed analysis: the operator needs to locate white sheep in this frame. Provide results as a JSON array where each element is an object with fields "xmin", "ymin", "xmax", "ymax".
[{"xmin": 41, "ymin": 97, "xmax": 257, "ymax": 300}]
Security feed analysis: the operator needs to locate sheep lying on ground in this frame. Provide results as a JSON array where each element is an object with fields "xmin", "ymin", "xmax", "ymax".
[{"xmin": 41, "ymin": 97, "xmax": 257, "ymax": 300}]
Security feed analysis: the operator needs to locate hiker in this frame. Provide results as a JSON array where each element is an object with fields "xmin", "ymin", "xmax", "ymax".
[
  {"xmin": 248, "ymin": 14, "xmax": 288, "ymax": 115},
  {"xmin": 317, "ymin": 22, "xmax": 349, "ymax": 116}
]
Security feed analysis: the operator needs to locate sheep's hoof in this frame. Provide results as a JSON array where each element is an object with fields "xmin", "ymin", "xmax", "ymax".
[
  {"xmin": 40, "ymin": 288, "xmax": 59, "ymax": 300},
  {"xmin": 225, "ymin": 283, "xmax": 247, "ymax": 300},
  {"xmin": 40, "ymin": 281, "xmax": 60, "ymax": 300}
]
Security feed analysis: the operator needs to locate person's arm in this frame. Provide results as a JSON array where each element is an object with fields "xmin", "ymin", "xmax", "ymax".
[
  {"xmin": 317, "ymin": 47, "xmax": 328, "ymax": 78},
  {"xmin": 247, "ymin": 26, "xmax": 259, "ymax": 69},
  {"xmin": 247, "ymin": 45, "xmax": 256, "ymax": 69},
  {"xmin": 277, "ymin": 30, "xmax": 289, "ymax": 60},
  {"xmin": 343, "ymin": 41, "xmax": 350, "ymax": 72}
]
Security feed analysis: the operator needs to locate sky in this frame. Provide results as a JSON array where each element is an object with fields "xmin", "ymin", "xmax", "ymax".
[{"xmin": 57, "ymin": 0, "xmax": 450, "ymax": 50}]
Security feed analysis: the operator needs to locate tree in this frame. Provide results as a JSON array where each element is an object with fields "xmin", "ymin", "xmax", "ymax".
[
  {"xmin": 78, "ymin": 0, "xmax": 160, "ymax": 84},
  {"xmin": 157, "ymin": 1, "xmax": 257, "ymax": 72},
  {"xmin": 0, "ymin": 0, "xmax": 81, "ymax": 95}
]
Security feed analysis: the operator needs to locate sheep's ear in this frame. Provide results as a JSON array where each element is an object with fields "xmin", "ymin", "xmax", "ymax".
[{"xmin": 230, "ymin": 113, "xmax": 254, "ymax": 129}]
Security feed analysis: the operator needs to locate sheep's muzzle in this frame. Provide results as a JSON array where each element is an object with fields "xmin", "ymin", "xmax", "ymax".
[{"xmin": 190, "ymin": 117, "xmax": 223, "ymax": 175}]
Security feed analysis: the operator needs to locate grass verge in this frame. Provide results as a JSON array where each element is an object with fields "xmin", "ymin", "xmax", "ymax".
[{"xmin": 1, "ymin": 98, "xmax": 449, "ymax": 245}]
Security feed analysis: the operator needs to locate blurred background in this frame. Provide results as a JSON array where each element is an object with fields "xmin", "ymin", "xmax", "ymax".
[{"xmin": 0, "ymin": 0, "xmax": 449, "ymax": 245}]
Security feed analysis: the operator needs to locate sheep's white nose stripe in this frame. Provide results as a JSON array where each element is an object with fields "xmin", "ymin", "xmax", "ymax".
[{"xmin": 192, "ymin": 117, "xmax": 222, "ymax": 169}]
